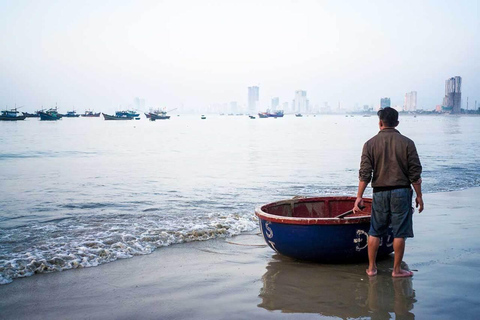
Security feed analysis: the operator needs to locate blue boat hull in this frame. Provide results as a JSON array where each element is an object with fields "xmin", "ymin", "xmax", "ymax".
[
  {"xmin": 39, "ymin": 112, "xmax": 61, "ymax": 121},
  {"xmin": 259, "ymin": 219, "xmax": 393, "ymax": 262},
  {"xmin": 256, "ymin": 196, "xmax": 394, "ymax": 262}
]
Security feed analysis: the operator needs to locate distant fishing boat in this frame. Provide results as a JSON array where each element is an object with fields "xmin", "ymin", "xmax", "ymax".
[
  {"xmin": 145, "ymin": 108, "xmax": 174, "ymax": 120},
  {"xmin": 249, "ymin": 115, "xmax": 256, "ymax": 119},
  {"xmin": 0, "ymin": 108, "xmax": 26, "ymax": 121},
  {"xmin": 259, "ymin": 110, "xmax": 284, "ymax": 118},
  {"xmin": 102, "ymin": 113, "xmax": 134, "ymax": 120},
  {"xmin": 201, "ymin": 115, "xmax": 206, "ymax": 119},
  {"xmin": 22, "ymin": 111, "xmax": 40, "ymax": 118},
  {"xmin": 62, "ymin": 110, "xmax": 80, "ymax": 118},
  {"xmin": 147, "ymin": 112, "xmax": 170, "ymax": 120},
  {"xmin": 270, "ymin": 110, "xmax": 284, "ymax": 118},
  {"xmin": 81, "ymin": 110, "xmax": 100, "ymax": 117},
  {"xmin": 295, "ymin": 113, "xmax": 303, "ymax": 117},
  {"xmin": 39, "ymin": 108, "xmax": 62, "ymax": 121},
  {"xmin": 115, "ymin": 110, "xmax": 139, "ymax": 118}
]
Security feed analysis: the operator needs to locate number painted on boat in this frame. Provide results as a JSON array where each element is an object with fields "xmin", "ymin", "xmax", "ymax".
[
  {"xmin": 354, "ymin": 229, "xmax": 369, "ymax": 251},
  {"xmin": 265, "ymin": 221, "xmax": 274, "ymax": 239}
]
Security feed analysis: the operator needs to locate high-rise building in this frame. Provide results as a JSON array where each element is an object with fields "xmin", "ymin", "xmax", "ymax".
[
  {"xmin": 404, "ymin": 91, "xmax": 417, "ymax": 112},
  {"xmin": 271, "ymin": 97, "xmax": 279, "ymax": 111},
  {"xmin": 134, "ymin": 97, "xmax": 145, "ymax": 109},
  {"xmin": 248, "ymin": 86, "xmax": 259, "ymax": 114},
  {"xmin": 294, "ymin": 90, "xmax": 308, "ymax": 113},
  {"xmin": 442, "ymin": 76, "xmax": 462, "ymax": 114},
  {"xmin": 380, "ymin": 97, "xmax": 391, "ymax": 109}
]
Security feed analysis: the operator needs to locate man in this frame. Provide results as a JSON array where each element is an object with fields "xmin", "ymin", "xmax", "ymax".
[{"xmin": 353, "ymin": 107, "xmax": 424, "ymax": 278}]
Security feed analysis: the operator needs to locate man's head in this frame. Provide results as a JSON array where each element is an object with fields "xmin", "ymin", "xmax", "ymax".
[{"xmin": 377, "ymin": 107, "xmax": 399, "ymax": 128}]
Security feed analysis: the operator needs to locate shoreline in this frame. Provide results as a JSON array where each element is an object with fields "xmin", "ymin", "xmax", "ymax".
[{"xmin": 1, "ymin": 187, "xmax": 480, "ymax": 319}]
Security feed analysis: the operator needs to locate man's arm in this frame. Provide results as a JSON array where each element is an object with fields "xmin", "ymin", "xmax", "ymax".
[
  {"xmin": 355, "ymin": 142, "xmax": 372, "ymax": 213},
  {"xmin": 407, "ymin": 141, "xmax": 424, "ymax": 213},
  {"xmin": 407, "ymin": 142, "xmax": 422, "ymax": 185},
  {"xmin": 412, "ymin": 179, "xmax": 424, "ymax": 213},
  {"xmin": 353, "ymin": 180, "xmax": 368, "ymax": 213}
]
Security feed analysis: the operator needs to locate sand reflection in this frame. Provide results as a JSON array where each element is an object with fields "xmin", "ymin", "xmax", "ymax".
[{"xmin": 258, "ymin": 254, "xmax": 416, "ymax": 319}]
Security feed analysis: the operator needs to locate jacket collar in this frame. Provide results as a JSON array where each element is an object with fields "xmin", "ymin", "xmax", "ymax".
[{"xmin": 379, "ymin": 128, "xmax": 400, "ymax": 134}]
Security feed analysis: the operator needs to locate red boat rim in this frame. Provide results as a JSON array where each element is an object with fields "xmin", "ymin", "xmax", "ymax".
[{"xmin": 255, "ymin": 196, "xmax": 371, "ymax": 225}]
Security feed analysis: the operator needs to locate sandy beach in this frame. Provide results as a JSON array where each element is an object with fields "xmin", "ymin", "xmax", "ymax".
[{"xmin": 1, "ymin": 187, "xmax": 480, "ymax": 320}]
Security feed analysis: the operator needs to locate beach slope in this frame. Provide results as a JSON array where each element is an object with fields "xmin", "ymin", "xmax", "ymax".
[{"xmin": 1, "ymin": 188, "xmax": 480, "ymax": 320}]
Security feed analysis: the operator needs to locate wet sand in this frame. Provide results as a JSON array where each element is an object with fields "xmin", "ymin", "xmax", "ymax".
[{"xmin": 1, "ymin": 188, "xmax": 480, "ymax": 320}]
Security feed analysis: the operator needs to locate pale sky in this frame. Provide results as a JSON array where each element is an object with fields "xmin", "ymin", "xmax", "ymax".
[{"xmin": 1, "ymin": 0, "xmax": 479, "ymax": 112}]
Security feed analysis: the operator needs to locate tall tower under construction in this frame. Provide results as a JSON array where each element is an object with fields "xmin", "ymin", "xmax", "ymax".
[{"xmin": 443, "ymin": 76, "xmax": 462, "ymax": 114}]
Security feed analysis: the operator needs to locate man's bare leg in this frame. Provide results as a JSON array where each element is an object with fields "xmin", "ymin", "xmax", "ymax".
[
  {"xmin": 367, "ymin": 235, "xmax": 380, "ymax": 276},
  {"xmin": 392, "ymin": 237, "xmax": 413, "ymax": 277}
]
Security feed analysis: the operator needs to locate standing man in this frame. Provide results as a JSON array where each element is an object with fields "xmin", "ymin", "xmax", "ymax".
[{"xmin": 353, "ymin": 107, "xmax": 424, "ymax": 277}]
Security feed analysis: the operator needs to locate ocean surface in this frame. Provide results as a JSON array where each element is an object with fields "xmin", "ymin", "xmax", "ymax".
[{"xmin": 1, "ymin": 114, "xmax": 479, "ymax": 284}]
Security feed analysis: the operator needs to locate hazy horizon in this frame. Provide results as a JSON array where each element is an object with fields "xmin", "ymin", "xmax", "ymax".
[{"xmin": 1, "ymin": 0, "xmax": 479, "ymax": 113}]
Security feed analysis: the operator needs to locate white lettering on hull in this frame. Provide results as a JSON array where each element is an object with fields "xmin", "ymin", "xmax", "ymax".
[{"xmin": 354, "ymin": 229, "xmax": 369, "ymax": 251}]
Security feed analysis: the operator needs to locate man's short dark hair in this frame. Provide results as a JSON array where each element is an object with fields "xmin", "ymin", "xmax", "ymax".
[{"xmin": 377, "ymin": 107, "xmax": 398, "ymax": 127}]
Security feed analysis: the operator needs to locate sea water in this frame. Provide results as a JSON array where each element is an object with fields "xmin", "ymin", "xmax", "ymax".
[{"xmin": 1, "ymin": 114, "xmax": 479, "ymax": 284}]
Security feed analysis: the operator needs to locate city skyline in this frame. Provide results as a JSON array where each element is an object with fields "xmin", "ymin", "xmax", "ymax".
[{"xmin": 8, "ymin": 78, "xmax": 475, "ymax": 114}]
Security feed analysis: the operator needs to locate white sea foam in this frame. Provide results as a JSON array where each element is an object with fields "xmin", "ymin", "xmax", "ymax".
[{"xmin": 0, "ymin": 212, "xmax": 258, "ymax": 284}]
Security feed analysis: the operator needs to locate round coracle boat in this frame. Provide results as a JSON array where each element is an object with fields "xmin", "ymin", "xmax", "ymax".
[{"xmin": 255, "ymin": 196, "xmax": 394, "ymax": 262}]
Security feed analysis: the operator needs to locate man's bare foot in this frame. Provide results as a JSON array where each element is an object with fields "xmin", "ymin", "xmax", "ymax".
[
  {"xmin": 366, "ymin": 268, "xmax": 377, "ymax": 276},
  {"xmin": 392, "ymin": 269, "xmax": 413, "ymax": 278}
]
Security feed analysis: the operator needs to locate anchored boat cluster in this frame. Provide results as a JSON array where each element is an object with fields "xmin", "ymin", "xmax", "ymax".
[{"xmin": 0, "ymin": 108, "xmax": 181, "ymax": 121}]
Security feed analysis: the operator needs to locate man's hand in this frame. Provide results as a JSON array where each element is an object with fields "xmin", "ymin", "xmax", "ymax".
[
  {"xmin": 353, "ymin": 197, "xmax": 364, "ymax": 213},
  {"xmin": 415, "ymin": 195, "xmax": 424, "ymax": 213}
]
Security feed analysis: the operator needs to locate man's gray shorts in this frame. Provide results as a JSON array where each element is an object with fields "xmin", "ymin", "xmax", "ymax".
[{"xmin": 369, "ymin": 188, "xmax": 414, "ymax": 238}]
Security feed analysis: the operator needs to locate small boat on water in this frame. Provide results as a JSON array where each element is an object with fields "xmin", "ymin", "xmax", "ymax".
[
  {"xmin": 102, "ymin": 113, "xmax": 134, "ymax": 120},
  {"xmin": 62, "ymin": 110, "xmax": 80, "ymax": 118},
  {"xmin": 115, "ymin": 110, "xmax": 139, "ymax": 118},
  {"xmin": 259, "ymin": 110, "xmax": 284, "ymax": 118},
  {"xmin": 81, "ymin": 110, "xmax": 100, "ymax": 117},
  {"xmin": 39, "ymin": 108, "xmax": 63, "ymax": 121},
  {"xmin": 0, "ymin": 108, "xmax": 26, "ymax": 121},
  {"xmin": 201, "ymin": 115, "xmax": 206, "ymax": 120},
  {"xmin": 295, "ymin": 113, "xmax": 303, "ymax": 117},
  {"xmin": 146, "ymin": 108, "xmax": 171, "ymax": 120},
  {"xmin": 270, "ymin": 110, "xmax": 284, "ymax": 118},
  {"xmin": 249, "ymin": 115, "xmax": 256, "ymax": 119},
  {"xmin": 255, "ymin": 196, "xmax": 393, "ymax": 262},
  {"xmin": 22, "ymin": 111, "xmax": 40, "ymax": 118}
]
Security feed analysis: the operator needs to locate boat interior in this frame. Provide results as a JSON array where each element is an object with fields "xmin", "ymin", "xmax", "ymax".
[{"xmin": 261, "ymin": 197, "xmax": 372, "ymax": 219}]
